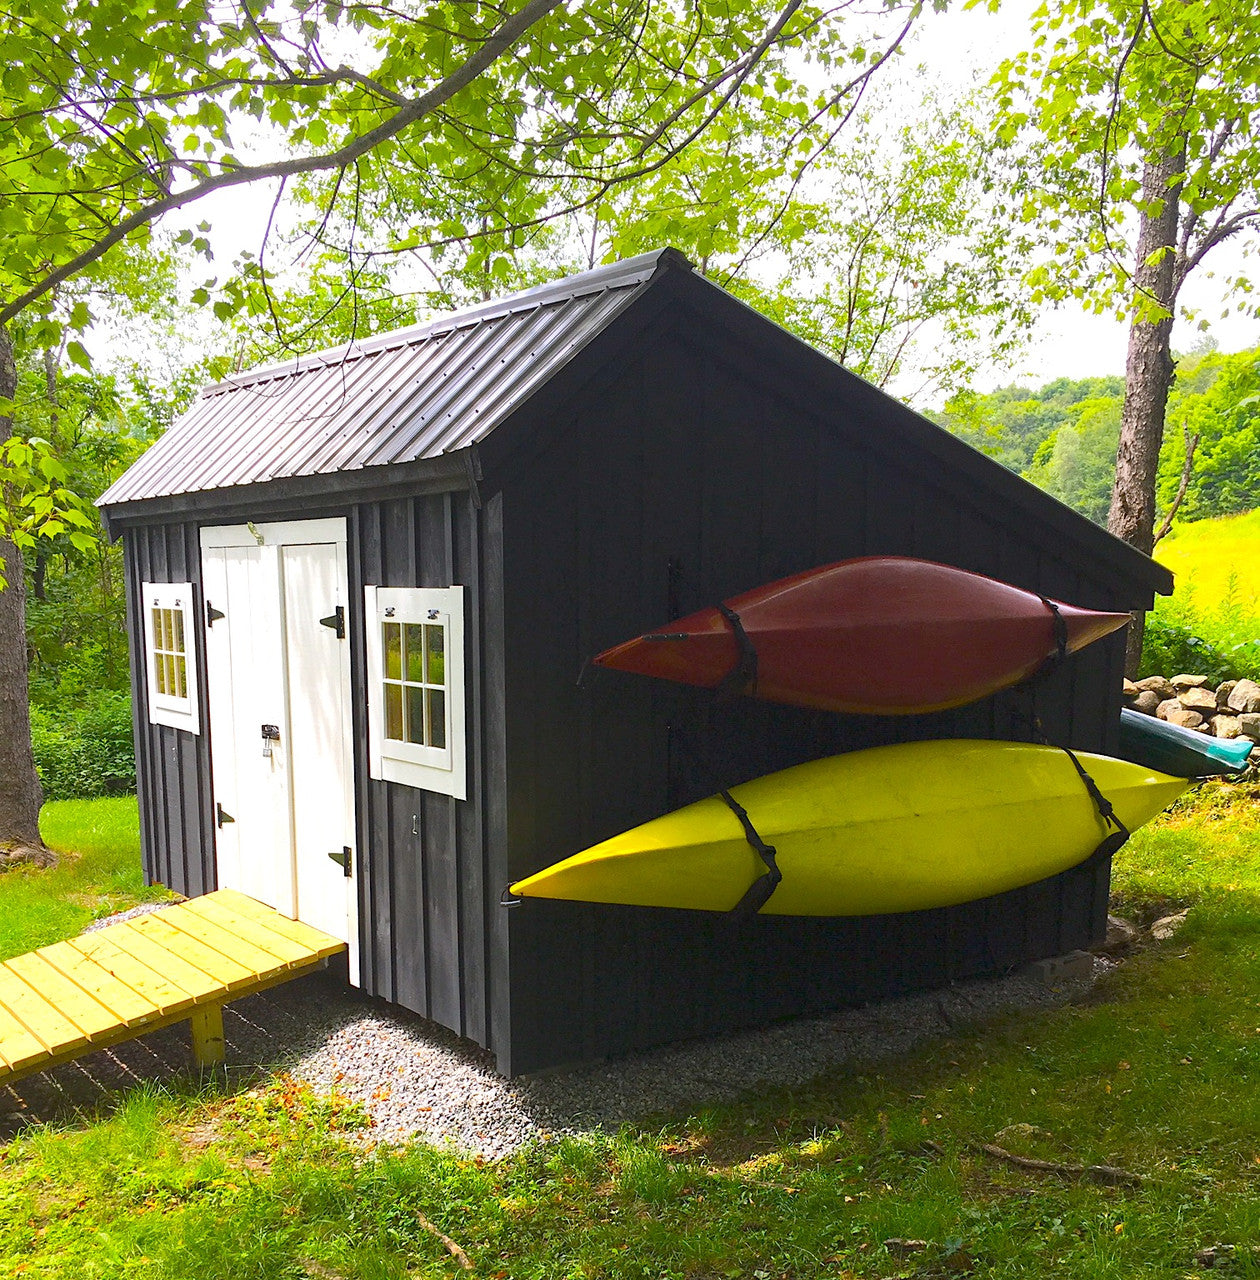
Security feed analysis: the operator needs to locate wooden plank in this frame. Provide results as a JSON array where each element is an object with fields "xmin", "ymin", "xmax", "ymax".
[
  {"xmin": 481, "ymin": 492, "xmax": 512, "ymax": 1068},
  {"xmin": 0, "ymin": 887, "xmax": 348, "ymax": 1087},
  {"xmin": 126, "ymin": 913, "xmax": 256, "ymax": 990},
  {"xmin": 35, "ymin": 940, "xmax": 158, "ymax": 1026},
  {"xmin": 0, "ymin": 970, "xmax": 91, "ymax": 1055},
  {"xmin": 201, "ymin": 890, "xmax": 344, "ymax": 957},
  {"xmin": 3, "ymin": 953, "xmax": 118, "ymax": 1040},
  {"xmin": 103, "ymin": 920, "xmax": 229, "ymax": 1002},
  {"xmin": 155, "ymin": 902, "xmax": 304, "ymax": 973},
  {"xmin": 67, "ymin": 932, "xmax": 199, "ymax": 1015},
  {"xmin": 0, "ymin": 1008, "xmax": 49, "ymax": 1073}
]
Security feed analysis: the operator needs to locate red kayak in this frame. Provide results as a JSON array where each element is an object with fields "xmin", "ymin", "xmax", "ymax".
[{"xmin": 594, "ymin": 557, "xmax": 1129, "ymax": 714}]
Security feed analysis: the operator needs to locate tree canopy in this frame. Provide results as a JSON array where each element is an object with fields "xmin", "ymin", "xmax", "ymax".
[
  {"xmin": 936, "ymin": 346, "xmax": 1260, "ymax": 530},
  {"xmin": 0, "ymin": 0, "xmax": 928, "ymax": 338}
]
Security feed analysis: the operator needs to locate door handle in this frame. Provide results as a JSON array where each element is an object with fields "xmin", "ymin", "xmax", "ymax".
[{"xmin": 327, "ymin": 846, "xmax": 352, "ymax": 878}]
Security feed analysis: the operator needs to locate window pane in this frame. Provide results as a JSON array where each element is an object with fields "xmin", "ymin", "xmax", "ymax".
[
  {"xmin": 174, "ymin": 656, "xmax": 187, "ymax": 700},
  {"xmin": 154, "ymin": 650, "xmax": 167, "ymax": 695},
  {"xmin": 405, "ymin": 623, "xmax": 426, "ymax": 683},
  {"xmin": 426, "ymin": 625, "xmax": 445, "ymax": 685},
  {"xmin": 383, "ymin": 622, "xmax": 401, "ymax": 679},
  {"xmin": 151, "ymin": 607, "xmax": 164, "ymax": 654},
  {"xmin": 427, "ymin": 688, "xmax": 446, "ymax": 749},
  {"xmin": 406, "ymin": 685, "xmax": 426, "ymax": 745},
  {"xmin": 164, "ymin": 654, "xmax": 177, "ymax": 698},
  {"xmin": 384, "ymin": 682, "xmax": 404, "ymax": 740},
  {"xmin": 161, "ymin": 608, "xmax": 174, "ymax": 651},
  {"xmin": 172, "ymin": 608, "xmax": 185, "ymax": 655}
]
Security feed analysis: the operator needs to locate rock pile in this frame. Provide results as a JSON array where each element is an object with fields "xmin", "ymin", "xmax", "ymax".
[{"xmin": 1123, "ymin": 674, "xmax": 1260, "ymax": 741}]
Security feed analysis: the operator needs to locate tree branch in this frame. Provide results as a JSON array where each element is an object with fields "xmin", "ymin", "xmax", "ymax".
[
  {"xmin": 1180, "ymin": 204, "xmax": 1260, "ymax": 278},
  {"xmin": 0, "ymin": 0, "xmax": 566, "ymax": 324},
  {"xmin": 1152, "ymin": 419, "xmax": 1199, "ymax": 546}
]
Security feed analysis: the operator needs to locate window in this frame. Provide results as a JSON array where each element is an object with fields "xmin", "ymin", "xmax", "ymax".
[
  {"xmin": 365, "ymin": 586, "xmax": 466, "ymax": 798},
  {"xmin": 141, "ymin": 582, "xmax": 200, "ymax": 734}
]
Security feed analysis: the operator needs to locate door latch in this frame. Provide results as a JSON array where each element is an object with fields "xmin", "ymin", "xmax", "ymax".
[
  {"xmin": 319, "ymin": 606, "xmax": 345, "ymax": 639},
  {"xmin": 216, "ymin": 802, "xmax": 235, "ymax": 828},
  {"xmin": 327, "ymin": 846, "xmax": 352, "ymax": 877},
  {"xmin": 206, "ymin": 601, "xmax": 225, "ymax": 627},
  {"xmin": 261, "ymin": 723, "xmax": 280, "ymax": 758}
]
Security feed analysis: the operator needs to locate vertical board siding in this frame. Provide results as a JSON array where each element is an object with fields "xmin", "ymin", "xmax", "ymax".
[
  {"xmin": 124, "ymin": 524, "xmax": 216, "ymax": 899},
  {"xmin": 352, "ymin": 489, "xmax": 507, "ymax": 1060},
  {"xmin": 502, "ymin": 324, "xmax": 1129, "ymax": 1075}
]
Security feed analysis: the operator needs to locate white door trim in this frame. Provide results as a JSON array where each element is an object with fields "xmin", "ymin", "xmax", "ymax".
[{"xmin": 200, "ymin": 517, "xmax": 348, "ymax": 551}]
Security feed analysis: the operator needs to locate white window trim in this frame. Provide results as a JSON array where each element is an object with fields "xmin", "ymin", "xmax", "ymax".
[
  {"xmin": 365, "ymin": 585, "xmax": 467, "ymax": 800},
  {"xmin": 141, "ymin": 581, "xmax": 200, "ymax": 734}
]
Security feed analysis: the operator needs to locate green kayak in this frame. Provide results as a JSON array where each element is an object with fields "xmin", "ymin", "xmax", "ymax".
[{"xmin": 1119, "ymin": 707, "xmax": 1255, "ymax": 778}]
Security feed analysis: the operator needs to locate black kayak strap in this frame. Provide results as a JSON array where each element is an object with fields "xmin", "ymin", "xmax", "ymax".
[
  {"xmin": 1059, "ymin": 743, "xmax": 1130, "ymax": 857},
  {"xmin": 717, "ymin": 785, "xmax": 784, "ymax": 916},
  {"xmin": 715, "ymin": 603, "xmax": 759, "ymax": 700},
  {"xmin": 1041, "ymin": 596, "xmax": 1069, "ymax": 662},
  {"xmin": 1030, "ymin": 595, "xmax": 1070, "ymax": 681},
  {"xmin": 670, "ymin": 723, "xmax": 781, "ymax": 916}
]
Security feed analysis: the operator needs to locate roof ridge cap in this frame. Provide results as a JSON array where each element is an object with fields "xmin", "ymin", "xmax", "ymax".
[{"xmin": 202, "ymin": 248, "xmax": 690, "ymax": 398}]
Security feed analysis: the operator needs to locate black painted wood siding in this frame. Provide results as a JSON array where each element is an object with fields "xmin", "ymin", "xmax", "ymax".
[
  {"xmin": 121, "ymin": 487, "xmax": 509, "ymax": 1063},
  {"xmin": 494, "ymin": 320, "xmax": 1132, "ymax": 1075},
  {"xmin": 351, "ymin": 491, "xmax": 509, "ymax": 1059},
  {"xmin": 125, "ymin": 522, "xmax": 217, "ymax": 899}
]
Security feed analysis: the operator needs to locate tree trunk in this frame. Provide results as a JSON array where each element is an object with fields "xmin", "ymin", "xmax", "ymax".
[
  {"xmin": 0, "ymin": 323, "xmax": 47, "ymax": 856},
  {"xmin": 1108, "ymin": 139, "xmax": 1186, "ymax": 676}
]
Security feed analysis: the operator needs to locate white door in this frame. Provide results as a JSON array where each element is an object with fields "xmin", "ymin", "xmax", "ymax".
[
  {"xmin": 202, "ymin": 542, "xmax": 294, "ymax": 915},
  {"xmin": 281, "ymin": 541, "xmax": 356, "ymax": 943},
  {"xmin": 201, "ymin": 520, "xmax": 358, "ymax": 977}
]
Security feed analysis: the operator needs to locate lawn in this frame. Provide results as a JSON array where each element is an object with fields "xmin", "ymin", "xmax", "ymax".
[
  {"xmin": 2, "ymin": 791, "xmax": 1259, "ymax": 1278},
  {"xmin": 0, "ymin": 796, "xmax": 169, "ymax": 962}
]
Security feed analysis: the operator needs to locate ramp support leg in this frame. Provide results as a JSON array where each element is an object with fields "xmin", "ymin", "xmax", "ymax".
[{"xmin": 190, "ymin": 1003, "xmax": 226, "ymax": 1071}]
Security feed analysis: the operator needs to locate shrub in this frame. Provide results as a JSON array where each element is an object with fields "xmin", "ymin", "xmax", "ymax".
[
  {"xmin": 29, "ymin": 691, "xmax": 136, "ymax": 801},
  {"xmin": 1140, "ymin": 614, "xmax": 1260, "ymax": 684}
]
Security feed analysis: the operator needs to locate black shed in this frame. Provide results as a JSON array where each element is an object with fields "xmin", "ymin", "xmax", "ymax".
[{"xmin": 99, "ymin": 249, "xmax": 1173, "ymax": 1075}]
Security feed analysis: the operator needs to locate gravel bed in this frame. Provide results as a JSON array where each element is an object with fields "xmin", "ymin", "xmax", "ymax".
[
  {"xmin": 293, "ymin": 959, "xmax": 1111, "ymax": 1159},
  {"xmin": 81, "ymin": 901, "xmax": 173, "ymax": 933}
]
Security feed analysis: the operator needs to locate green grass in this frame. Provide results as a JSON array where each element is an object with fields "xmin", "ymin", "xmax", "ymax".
[
  {"xmin": 0, "ymin": 796, "xmax": 169, "ymax": 962},
  {"xmin": 1154, "ymin": 508, "xmax": 1260, "ymax": 644},
  {"xmin": 1156, "ymin": 508, "xmax": 1260, "ymax": 614},
  {"xmin": 5, "ymin": 792, "xmax": 1260, "ymax": 1278},
  {"xmin": 1145, "ymin": 508, "xmax": 1260, "ymax": 678}
]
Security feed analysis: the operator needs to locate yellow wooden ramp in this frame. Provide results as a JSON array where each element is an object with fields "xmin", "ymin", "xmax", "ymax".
[{"xmin": 0, "ymin": 889, "xmax": 346, "ymax": 1084}]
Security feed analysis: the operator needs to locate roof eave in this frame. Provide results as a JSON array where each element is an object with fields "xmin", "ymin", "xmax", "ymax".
[{"xmin": 98, "ymin": 449, "xmax": 476, "ymax": 540}]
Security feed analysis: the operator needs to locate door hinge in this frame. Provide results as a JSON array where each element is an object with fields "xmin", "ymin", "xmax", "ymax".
[
  {"xmin": 319, "ymin": 605, "xmax": 345, "ymax": 639},
  {"xmin": 216, "ymin": 802, "xmax": 235, "ymax": 828},
  {"xmin": 328, "ymin": 846, "xmax": 352, "ymax": 877},
  {"xmin": 206, "ymin": 601, "xmax": 225, "ymax": 627}
]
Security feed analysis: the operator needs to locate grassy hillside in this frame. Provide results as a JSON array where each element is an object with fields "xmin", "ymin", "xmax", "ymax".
[
  {"xmin": 1144, "ymin": 509, "xmax": 1260, "ymax": 679},
  {"xmin": 1156, "ymin": 508, "xmax": 1260, "ymax": 613}
]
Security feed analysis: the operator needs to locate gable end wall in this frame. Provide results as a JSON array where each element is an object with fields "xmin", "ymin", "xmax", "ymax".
[{"xmin": 496, "ymin": 322, "xmax": 1130, "ymax": 1074}]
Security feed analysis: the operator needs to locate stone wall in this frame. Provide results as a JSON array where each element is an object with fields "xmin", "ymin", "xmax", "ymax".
[{"xmin": 1123, "ymin": 674, "xmax": 1260, "ymax": 742}]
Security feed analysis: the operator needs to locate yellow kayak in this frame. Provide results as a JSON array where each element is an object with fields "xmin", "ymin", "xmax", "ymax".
[{"xmin": 510, "ymin": 740, "xmax": 1187, "ymax": 915}]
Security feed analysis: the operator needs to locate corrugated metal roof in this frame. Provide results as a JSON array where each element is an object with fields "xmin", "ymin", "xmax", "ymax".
[{"xmin": 99, "ymin": 250, "xmax": 681, "ymax": 507}]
